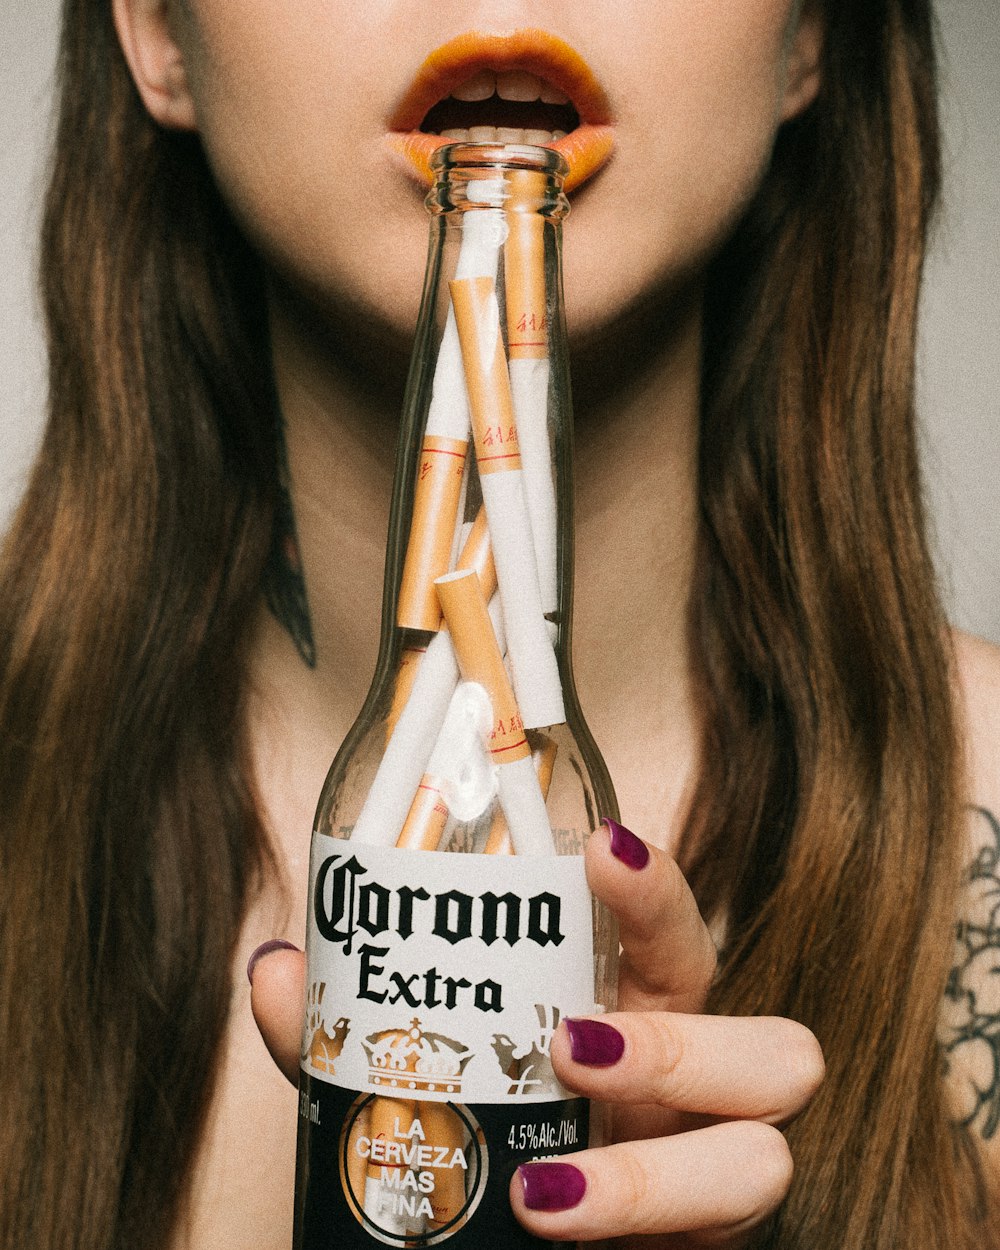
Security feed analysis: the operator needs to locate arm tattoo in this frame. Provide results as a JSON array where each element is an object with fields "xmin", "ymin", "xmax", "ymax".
[
  {"xmin": 261, "ymin": 417, "xmax": 316, "ymax": 669},
  {"xmin": 941, "ymin": 806, "xmax": 1000, "ymax": 1140}
]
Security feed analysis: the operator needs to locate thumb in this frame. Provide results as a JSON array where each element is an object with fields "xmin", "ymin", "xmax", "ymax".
[{"xmin": 248, "ymin": 940, "xmax": 306, "ymax": 1084}]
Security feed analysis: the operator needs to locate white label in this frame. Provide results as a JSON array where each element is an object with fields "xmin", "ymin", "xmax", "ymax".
[{"xmin": 302, "ymin": 839, "xmax": 596, "ymax": 1104}]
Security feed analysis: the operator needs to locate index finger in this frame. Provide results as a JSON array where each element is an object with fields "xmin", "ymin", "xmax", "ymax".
[{"xmin": 586, "ymin": 819, "xmax": 717, "ymax": 1014}]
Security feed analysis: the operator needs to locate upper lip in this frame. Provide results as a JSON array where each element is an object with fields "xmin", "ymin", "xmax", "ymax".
[{"xmin": 388, "ymin": 29, "xmax": 613, "ymax": 134}]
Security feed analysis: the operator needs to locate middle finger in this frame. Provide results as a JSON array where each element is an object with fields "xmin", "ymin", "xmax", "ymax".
[{"xmin": 550, "ymin": 1011, "xmax": 825, "ymax": 1127}]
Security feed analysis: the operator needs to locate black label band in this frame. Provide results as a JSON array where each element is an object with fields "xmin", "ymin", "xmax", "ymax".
[{"xmin": 294, "ymin": 1075, "xmax": 588, "ymax": 1249}]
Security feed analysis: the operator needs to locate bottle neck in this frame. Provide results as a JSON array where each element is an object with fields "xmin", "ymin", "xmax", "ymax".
[{"xmin": 379, "ymin": 145, "xmax": 576, "ymax": 732}]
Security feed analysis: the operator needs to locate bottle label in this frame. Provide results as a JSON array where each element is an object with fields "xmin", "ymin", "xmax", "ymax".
[
  {"xmin": 304, "ymin": 840, "xmax": 596, "ymax": 1103},
  {"xmin": 296, "ymin": 838, "xmax": 596, "ymax": 1248}
]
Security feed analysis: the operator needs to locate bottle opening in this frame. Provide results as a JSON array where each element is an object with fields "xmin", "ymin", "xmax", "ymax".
[{"xmin": 430, "ymin": 141, "xmax": 569, "ymax": 181}]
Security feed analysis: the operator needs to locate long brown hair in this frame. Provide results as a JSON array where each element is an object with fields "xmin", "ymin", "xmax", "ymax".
[
  {"xmin": 687, "ymin": 1, "xmax": 996, "ymax": 1244},
  {"xmin": 0, "ymin": 2, "xmax": 277, "ymax": 1246},
  {"xmin": 0, "ymin": 1, "xmax": 989, "ymax": 1248}
]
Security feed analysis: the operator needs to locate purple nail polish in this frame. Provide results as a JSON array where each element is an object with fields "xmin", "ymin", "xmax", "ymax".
[
  {"xmin": 247, "ymin": 938, "xmax": 300, "ymax": 984},
  {"xmin": 603, "ymin": 817, "xmax": 649, "ymax": 870},
  {"xmin": 565, "ymin": 1017, "xmax": 625, "ymax": 1067},
  {"xmin": 518, "ymin": 1162, "xmax": 587, "ymax": 1211}
]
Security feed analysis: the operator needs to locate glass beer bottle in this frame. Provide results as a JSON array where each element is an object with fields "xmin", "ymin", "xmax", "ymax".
[{"xmin": 293, "ymin": 142, "xmax": 618, "ymax": 1250}]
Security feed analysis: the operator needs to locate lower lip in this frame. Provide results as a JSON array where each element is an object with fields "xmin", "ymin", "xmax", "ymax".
[{"xmin": 386, "ymin": 124, "xmax": 614, "ymax": 195}]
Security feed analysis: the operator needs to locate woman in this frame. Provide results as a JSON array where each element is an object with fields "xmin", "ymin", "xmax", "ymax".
[{"xmin": 2, "ymin": 0, "xmax": 999, "ymax": 1246}]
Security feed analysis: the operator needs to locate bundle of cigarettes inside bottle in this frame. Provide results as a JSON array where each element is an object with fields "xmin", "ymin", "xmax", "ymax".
[
  {"xmin": 349, "ymin": 167, "xmax": 564, "ymax": 862},
  {"xmin": 338, "ymin": 163, "xmax": 565, "ymax": 1240}
]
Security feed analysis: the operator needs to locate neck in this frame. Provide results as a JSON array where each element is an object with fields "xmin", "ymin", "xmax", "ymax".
[
  {"xmin": 248, "ymin": 276, "xmax": 703, "ymax": 857},
  {"xmin": 572, "ymin": 282, "xmax": 703, "ymax": 849}
]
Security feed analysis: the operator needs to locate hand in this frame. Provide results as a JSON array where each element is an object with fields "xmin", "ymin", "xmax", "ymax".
[
  {"xmin": 249, "ymin": 819, "xmax": 823, "ymax": 1247},
  {"xmin": 508, "ymin": 818, "xmax": 824, "ymax": 1247}
]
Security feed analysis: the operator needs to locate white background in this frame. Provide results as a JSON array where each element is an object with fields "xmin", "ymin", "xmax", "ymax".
[{"xmin": 2, "ymin": 1, "xmax": 998, "ymax": 643}]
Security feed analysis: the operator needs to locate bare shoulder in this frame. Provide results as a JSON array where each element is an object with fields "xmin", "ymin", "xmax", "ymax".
[
  {"xmin": 939, "ymin": 632, "xmax": 1000, "ymax": 1148},
  {"xmin": 953, "ymin": 630, "xmax": 1000, "ymax": 807}
]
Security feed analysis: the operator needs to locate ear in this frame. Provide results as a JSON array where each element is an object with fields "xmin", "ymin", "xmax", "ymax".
[
  {"xmin": 112, "ymin": 0, "xmax": 197, "ymax": 130},
  {"xmin": 780, "ymin": 1, "xmax": 824, "ymax": 122}
]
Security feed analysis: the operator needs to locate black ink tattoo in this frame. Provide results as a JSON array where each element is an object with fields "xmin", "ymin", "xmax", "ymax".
[
  {"xmin": 261, "ymin": 418, "xmax": 316, "ymax": 668},
  {"xmin": 941, "ymin": 806, "xmax": 1000, "ymax": 1140}
]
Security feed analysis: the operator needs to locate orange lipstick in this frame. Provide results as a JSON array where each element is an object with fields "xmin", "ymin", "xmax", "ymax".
[{"xmin": 386, "ymin": 30, "xmax": 614, "ymax": 194}]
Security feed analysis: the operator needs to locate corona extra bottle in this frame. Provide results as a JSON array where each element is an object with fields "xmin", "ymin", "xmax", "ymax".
[{"xmin": 293, "ymin": 143, "xmax": 618, "ymax": 1250}]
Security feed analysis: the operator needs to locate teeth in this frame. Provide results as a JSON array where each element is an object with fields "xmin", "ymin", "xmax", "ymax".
[
  {"xmin": 451, "ymin": 70, "xmax": 496, "ymax": 102},
  {"xmin": 439, "ymin": 127, "xmax": 563, "ymax": 146},
  {"xmin": 448, "ymin": 72, "xmax": 572, "ymax": 107},
  {"xmin": 495, "ymin": 70, "xmax": 543, "ymax": 102}
]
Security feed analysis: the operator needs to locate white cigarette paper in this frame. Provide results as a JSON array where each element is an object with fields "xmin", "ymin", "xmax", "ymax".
[
  {"xmin": 426, "ymin": 208, "xmax": 507, "ymax": 443},
  {"xmin": 495, "ymin": 753, "xmax": 556, "ymax": 857},
  {"xmin": 449, "ymin": 277, "xmax": 565, "ymax": 729},
  {"xmin": 508, "ymin": 357, "xmax": 558, "ymax": 614},
  {"xmin": 350, "ymin": 628, "xmax": 459, "ymax": 846},
  {"xmin": 504, "ymin": 171, "xmax": 558, "ymax": 616}
]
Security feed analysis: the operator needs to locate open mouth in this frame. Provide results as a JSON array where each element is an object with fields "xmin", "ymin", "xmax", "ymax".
[
  {"xmin": 386, "ymin": 31, "xmax": 615, "ymax": 193},
  {"xmin": 419, "ymin": 70, "xmax": 579, "ymax": 148}
]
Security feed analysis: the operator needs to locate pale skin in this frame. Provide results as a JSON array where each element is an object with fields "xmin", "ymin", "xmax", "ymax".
[{"xmin": 111, "ymin": 0, "xmax": 1000, "ymax": 1246}]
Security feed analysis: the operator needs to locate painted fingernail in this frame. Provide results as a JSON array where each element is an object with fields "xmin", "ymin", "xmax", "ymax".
[
  {"xmin": 246, "ymin": 938, "xmax": 300, "ymax": 984},
  {"xmin": 603, "ymin": 817, "xmax": 649, "ymax": 870},
  {"xmin": 518, "ymin": 1162, "xmax": 587, "ymax": 1211},
  {"xmin": 565, "ymin": 1017, "xmax": 625, "ymax": 1067}
]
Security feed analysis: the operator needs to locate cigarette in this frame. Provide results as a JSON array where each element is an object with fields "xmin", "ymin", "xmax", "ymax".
[
  {"xmin": 449, "ymin": 276, "xmax": 564, "ymax": 729},
  {"xmin": 350, "ymin": 627, "xmax": 459, "ymax": 846},
  {"xmin": 396, "ymin": 210, "xmax": 507, "ymax": 631},
  {"xmin": 420, "ymin": 1100, "xmax": 471, "ymax": 1233},
  {"xmin": 434, "ymin": 570, "xmax": 555, "ymax": 855},
  {"xmin": 363, "ymin": 1094, "xmax": 418, "ymax": 1236},
  {"xmin": 484, "ymin": 734, "xmax": 558, "ymax": 856},
  {"xmin": 504, "ymin": 169, "xmax": 558, "ymax": 616}
]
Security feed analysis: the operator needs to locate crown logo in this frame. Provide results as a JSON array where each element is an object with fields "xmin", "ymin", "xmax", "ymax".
[{"xmin": 363, "ymin": 1018, "xmax": 473, "ymax": 1096}]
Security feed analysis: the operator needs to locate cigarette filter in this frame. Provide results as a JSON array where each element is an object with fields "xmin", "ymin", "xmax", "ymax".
[
  {"xmin": 434, "ymin": 570, "xmax": 529, "ymax": 767},
  {"xmin": 504, "ymin": 170, "xmax": 548, "ymax": 362},
  {"xmin": 449, "ymin": 276, "xmax": 564, "ymax": 728},
  {"xmin": 397, "ymin": 210, "xmax": 507, "ymax": 630},
  {"xmin": 397, "ymin": 436, "xmax": 468, "ymax": 631},
  {"xmin": 454, "ymin": 505, "xmax": 497, "ymax": 600},
  {"xmin": 434, "ymin": 571, "xmax": 555, "ymax": 855}
]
